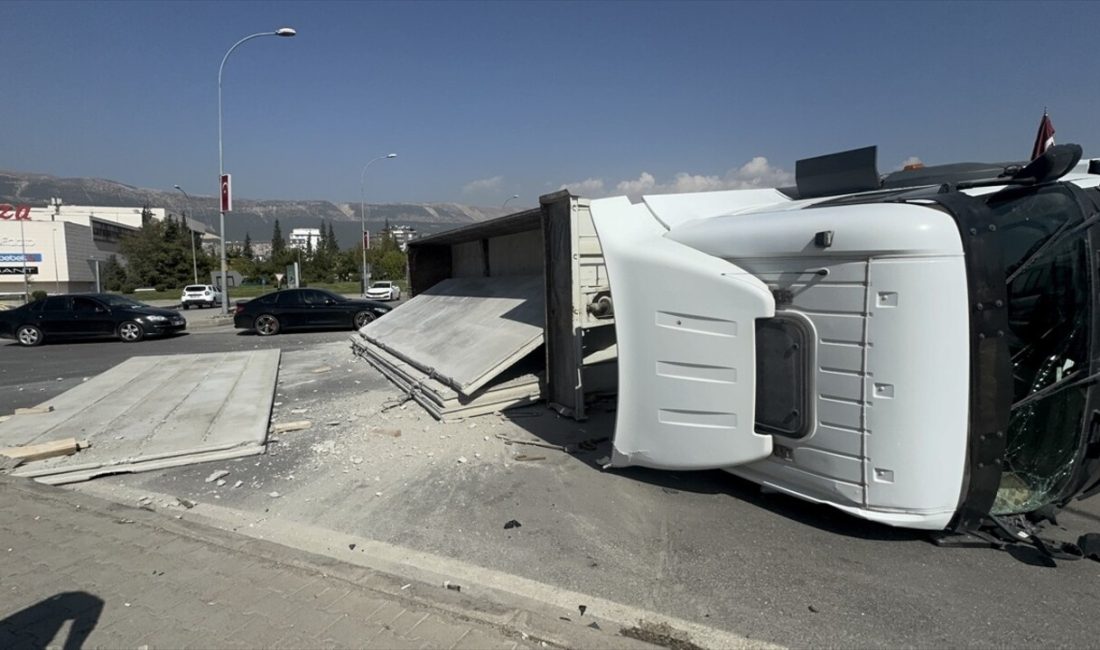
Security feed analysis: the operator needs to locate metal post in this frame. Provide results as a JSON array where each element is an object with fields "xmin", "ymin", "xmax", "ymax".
[
  {"xmin": 174, "ymin": 185, "xmax": 198, "ymax": 283},
  {"xmin": 18, "ymin": 217, "xmax": 29, "ymax": 302},
  {"xmin": 93, "ymin": 259, "xmax": 101, "ymax": 292},
  {"xmin": 218, "ymin": 27, "xmax": 296, "ymax": 315},
  {"xmin": 359, "ymin": 153, "xmax": 396, "ymax": 294}
]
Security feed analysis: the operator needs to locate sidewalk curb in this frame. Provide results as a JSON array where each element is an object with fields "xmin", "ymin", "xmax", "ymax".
[
  {"xmin": 74, "ymin": 480, "xmax": 780, "ymax": 650},
  {"xmin": 9, "ymin": 477, "xmax": 663, "ymax": 650}
]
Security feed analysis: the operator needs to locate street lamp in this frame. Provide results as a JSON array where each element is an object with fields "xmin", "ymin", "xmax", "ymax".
[
  {"xmin": 360, "ymin": 153, "xmax": 397, "ymax": 294},
  {"xmin": 218, "ymin": 26, "xmax": 296, "ymax": 315},
  {"xmin": 502, "ymin": 194, "xmax": 519, "ymax": 210},
  {"xmin": 173, "ymin": 185, "xmax": 199, "ymax": 284}
]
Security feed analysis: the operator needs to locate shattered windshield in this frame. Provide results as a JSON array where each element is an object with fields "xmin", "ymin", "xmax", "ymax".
[{"xmin": 989, "ymin": 186, "xmax": 1092, "ymax": 514}]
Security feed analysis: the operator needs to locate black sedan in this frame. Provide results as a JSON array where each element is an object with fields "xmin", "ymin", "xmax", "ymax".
[
  {"xmin": 233, "ymin": 288, "xmax": 392, "ymax": 336},
  {"xmin": 0, "ymin": 293, "xmax": 186, "ymax": 346}
]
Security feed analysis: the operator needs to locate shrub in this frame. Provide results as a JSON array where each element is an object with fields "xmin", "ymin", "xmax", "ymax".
[
  {"xmin": 121, "ymin": 283, "xmax": 136, "ymax": 294},
  {"xmin": 30, "ymin": 290, "xmax": 47, "ymax": 302}
]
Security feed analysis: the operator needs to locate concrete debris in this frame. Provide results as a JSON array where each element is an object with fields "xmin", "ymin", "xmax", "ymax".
[
  {"xmin": 504, "ymin": 519, "xmax": 521, "ymax": 529},
  {"xmin": 268, "ymin": 491, "xmax": 281, "ymax": 498},
  {"xmin": 443, "ymin": 581, "xmax": 461, "ymax": 592},
  {"xmin": 375, "ymin": 492, "xmax": 383, "ymax": 497},
  {"xmin": 514, "ymin": 454, "xmax": 546, "ymax": 462},
  {"xmin": 216, "ymin": 479, "xmax": 227, "ymax": 487},
  {"xmin": 176, "ymin": 497, "xmax": 196, "ymax": 509},
  {"xmin": 311, "ymin": 440, "xmax": 336, "ymax": 454},
  {"xmin": 205, "ymin": 470, "xmax": 230, "ymax": 483},
  {"xmin": 457, "ymin": 456, "xmax": 468, "ymax": 464},
  {"xmin": 370, "ymin": 428, "xmax": 402, "ymax": 438},
  {"xmin": 271, "ymin": 420, "xmax": 312, "ymax": 434},
  {"xmin": 326, "ymin": 421, "xmax": 341, "ymax": 427},
  {"xmin": 233, "ymin": 480, "xmax": 243, "ymax": 489},
  {"xmin": 311, "ymin": 366, "xmax": 333, "ymax": 374},
  {"xmin": 350, "ymin": 457, "xmax": 364, "ymax": 465},
  {"xmin": 290, "ymin": 408, "xmax": 308, "ymax": 415}
]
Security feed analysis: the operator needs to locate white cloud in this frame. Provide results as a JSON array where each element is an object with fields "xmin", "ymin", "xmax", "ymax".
[
  {"xmin": 898, "ymin": 156, "xmax": 923, "ymax": 170},
  {"xmin": 554, "ymin": 157, "xmax": 793, "ymax": 199},
  {"xmin": 615, "ymin": 172, "xmax": 656, "ymax": 195},
  {"xmin": 462, "ymin": 176, "xmax": 503, "ymax": 194},
  {"xmin": 558, "ymin": 177, "xmax": 606, "ymax": 196}
]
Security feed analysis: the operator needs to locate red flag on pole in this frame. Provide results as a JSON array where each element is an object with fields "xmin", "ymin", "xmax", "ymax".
[{"xmin": 1030, "ymin": 111, "xmax": 1055, "ymax": 160}]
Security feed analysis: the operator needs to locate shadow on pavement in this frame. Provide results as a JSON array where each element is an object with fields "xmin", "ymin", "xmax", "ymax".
[
  {"xmin": 0, "ymin": 591, "xmax": 104, "ymax": 650},
  {"xmin": 501, "ymin": 401, "xmax": 922, "ymax": 544}
]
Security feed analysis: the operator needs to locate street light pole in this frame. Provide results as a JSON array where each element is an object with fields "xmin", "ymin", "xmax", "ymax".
[
  {"xmin": 360, "ymin": 153, "xmax": 397, "ymax": 294},
  {"xmin": 218, "ymin": 26, "xmax": 296, "ymax": 315},
  {"xmin": 173, "ymin": 185, "xmax": 199, "ymax": 284},
  {"xmin": 502, "ymin": 194, "xmax": 518, "ymax": 210}
]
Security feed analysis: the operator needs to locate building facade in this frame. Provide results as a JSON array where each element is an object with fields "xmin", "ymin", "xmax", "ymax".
[
  {"xmin": 0, "ymin": 202, "xmax": 211, "ymax": 297},
  {"xmin": 288, "ymin": 228, "xmax": 321, "ymax": 251}
]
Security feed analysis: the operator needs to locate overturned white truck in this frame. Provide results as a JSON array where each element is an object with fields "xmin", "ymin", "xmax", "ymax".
[{"xmin": 359, "ymin": 144, "xmax": 1100, "ymax": 535}]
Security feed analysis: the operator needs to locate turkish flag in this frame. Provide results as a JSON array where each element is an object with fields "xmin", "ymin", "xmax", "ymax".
[
  {"xmin": 220, "ymin": 174, "xmax": 232, "ymax": 212},
  {"xmin": 1030, "ymin": 112, "xmax": 1055, "ymax": 160}
]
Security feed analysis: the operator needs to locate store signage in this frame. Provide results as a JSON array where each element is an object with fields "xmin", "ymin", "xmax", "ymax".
[
  {"xmin": 0, "ymin": 253, "xmax": 42, "ymax": 263},
  {"xmin": 0, "ymin": 266, "xmax": 38, "ymax": 275},
  {"xmin": 0, "ymin": 204, "xmax": 32, "ymax": 220}
]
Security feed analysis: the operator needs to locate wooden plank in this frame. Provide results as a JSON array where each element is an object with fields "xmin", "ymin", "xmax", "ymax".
[
  {"xmin": 0, "ymin": 438, "xmax": 88, "ymax": 463},
  {"xmin": 13, "ymin": 405, "xmax": 54, "ymax": 415}
]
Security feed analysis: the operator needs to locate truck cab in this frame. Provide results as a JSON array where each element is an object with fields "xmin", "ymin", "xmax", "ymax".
[{"xmin": 591, "ymin": 144, "xmax": 1100, "ymax": 531}]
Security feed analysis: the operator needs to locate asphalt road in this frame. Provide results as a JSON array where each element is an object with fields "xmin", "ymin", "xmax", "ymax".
[
  {"xmin": 0, "ymin": 324, "xmax": 351, "ymax": 415},
  {"xmin": 6, "ymin": 330, "xmax": 1100, "ymax": 647}
]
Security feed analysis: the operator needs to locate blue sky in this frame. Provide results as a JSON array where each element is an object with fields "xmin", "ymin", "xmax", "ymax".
[{"xmin": 3, "ymin": 1, "xmax": 1098, "ymax": 207}]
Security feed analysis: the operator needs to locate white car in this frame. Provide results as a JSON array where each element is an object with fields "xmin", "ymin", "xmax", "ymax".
[
  {"xmin": 180, "ymin": 284, "xmax": 223, "ymax": 309},
  {"xmin": 364, "ymin": 281, "xmax": 401, "ymax": 301}
]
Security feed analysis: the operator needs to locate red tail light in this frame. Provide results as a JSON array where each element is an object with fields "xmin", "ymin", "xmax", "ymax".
[{"xmin": 234, "ymin": 304, "xmax": 245, "ymax": 315}]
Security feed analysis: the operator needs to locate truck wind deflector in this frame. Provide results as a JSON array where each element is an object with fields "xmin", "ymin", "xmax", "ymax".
[{"xmin": 588, "ymin": 196, "xmax": 775, "ymax": 470}]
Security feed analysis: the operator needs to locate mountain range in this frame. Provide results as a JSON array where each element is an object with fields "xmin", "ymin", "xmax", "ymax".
[{"xmin": 0, "ymin": 170, "xmax": 514, "ymax": 248}]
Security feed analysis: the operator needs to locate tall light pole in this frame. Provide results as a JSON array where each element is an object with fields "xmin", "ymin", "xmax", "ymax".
[
  {"xmin": 218, "ymin": 26, "xmax": 296, "ymax": 315},
  {"xmin": 502, "ymin": 194, "xmax": 518, "ymax": 210},
  {"xmin": 173, "ymin": 185, "xmax": 199, "ymax": 284},
  {"xmin": 360, "ymin": 153, "xmax": 397, "ymax": 293}
]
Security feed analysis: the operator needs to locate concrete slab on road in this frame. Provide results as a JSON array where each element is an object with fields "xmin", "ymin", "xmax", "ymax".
[
  {"xmin": 63, "ymin": 339, "xmax": 1100, "ymax": 649},
  {"xmin": 0, "ymin": 349, "xmax": 279, "ymax": 484}
]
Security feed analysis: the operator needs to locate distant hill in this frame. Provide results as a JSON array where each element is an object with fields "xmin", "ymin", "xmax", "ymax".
[{"xmin": 0, "ymin": 170, "xmax": 514, "ymax": 247}]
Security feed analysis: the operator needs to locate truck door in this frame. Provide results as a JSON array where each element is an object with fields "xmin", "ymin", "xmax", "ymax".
[{"xmin": 589, "ymin": 197, "xmax": 775, "ymax": 470}]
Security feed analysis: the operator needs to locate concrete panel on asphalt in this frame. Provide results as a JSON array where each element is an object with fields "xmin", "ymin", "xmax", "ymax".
[
  {"xmin": 0, "ymin": 349, "xmax": 279, "ymax": 484},
  {"xmin": 358, "ymin": 275, "xmax": 544, "ymax": 398}
]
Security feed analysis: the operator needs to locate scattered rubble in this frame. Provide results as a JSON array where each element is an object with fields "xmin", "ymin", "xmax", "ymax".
[
  {"xmin": 504, "ymin": 519, "xmax": 521, "ymax": 530},
  {"xmin": 205, "ymin": 470, "xmax": 230, "ymax": 483},
  {"xmin": 271, "ymin": 421, "xmax": 312, "ymax": 434}
]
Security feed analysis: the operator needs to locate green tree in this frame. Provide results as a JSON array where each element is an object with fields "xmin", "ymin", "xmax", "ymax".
[
  {"xmin": 243, "ymin": 232, "xmax": 254, "ymax": 259},
  {"xmin": 119, "ymin": 217, "xmax": 195, "ymax": 289},
  {"xmin": 271, "ymin": 220, "xmax": 285, "ymax": 257},
  {"xmin": 101, "ymin": 255, "xmax": 126, "ymax": 291}
]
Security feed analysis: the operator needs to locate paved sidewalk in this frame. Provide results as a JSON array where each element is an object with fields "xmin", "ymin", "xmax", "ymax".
[{"xmin": 0, "ymin": 477, "xmax": 534, "ymax": 649}]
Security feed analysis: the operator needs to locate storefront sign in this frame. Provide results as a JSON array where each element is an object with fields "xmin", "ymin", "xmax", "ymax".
[
  {"xmin": 0, "ymin": 204, "xmax": 31, "ymax": 220},
  {"xmin": 0, "ymin": 253, "xmax": 42, "ymax": 263},
  {"xmin": 0, "ymin": 266, "xmax": 38, "ymax": 275}
]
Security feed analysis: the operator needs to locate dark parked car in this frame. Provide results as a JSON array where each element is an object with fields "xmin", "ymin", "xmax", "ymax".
[
  {"xmin": 233, "ymin": 288, "xmax": 392, "ymax": 336},
  {"xmin": 0, "ymin": 293, "xmax": 186, "ymax": 346}
]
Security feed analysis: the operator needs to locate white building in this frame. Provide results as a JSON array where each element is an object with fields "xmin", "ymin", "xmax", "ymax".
[
  {"xmin": 0, "ymin": 202, "xmax": 211, "ymax": 297},
  {"xmin": 288, "ymin": 228, "xmax": 321, "ymax": 251},
  {"xmin": 388, "ymin": 225, "xmax": 419, "ymax": 252}
]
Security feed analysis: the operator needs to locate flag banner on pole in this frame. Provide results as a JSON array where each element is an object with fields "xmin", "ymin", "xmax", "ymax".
[
  {"xmin": 220, "ymin": 174, "xmax": 232, "ymax": 212},
  {"xmin": 1030, "ymin": 112, "xmax": 1055, "ymax": 160}
]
